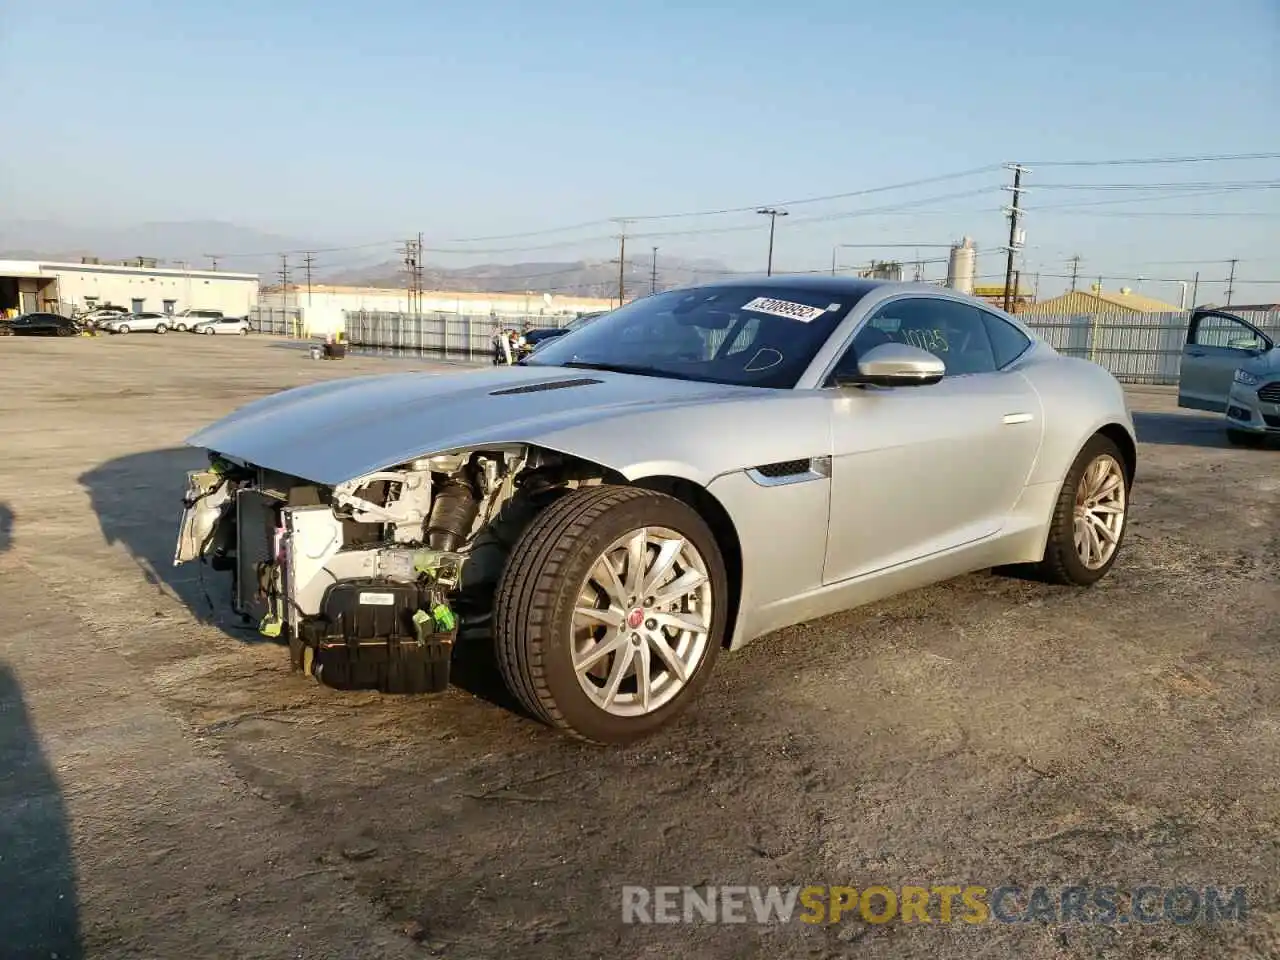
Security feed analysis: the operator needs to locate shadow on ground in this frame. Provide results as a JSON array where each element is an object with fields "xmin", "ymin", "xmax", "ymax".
[
  {"xmin": 0, "ymin": 664, "xmax": 83, "ymax": 958},
  {"xmin": 0, "ymin": 502, "xmax": 12, "ymax": 552},
  {"xmin": 1132, "ymin": 410, "xmax": 1239, "ymax": 448},
  {"xmin": 78, "ymin": 448, "xmax": 268, "ymax": 643}
]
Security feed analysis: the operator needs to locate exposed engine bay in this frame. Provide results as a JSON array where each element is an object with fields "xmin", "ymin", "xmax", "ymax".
[{"xmin": 174, "ymin": 445, "xmax": 605, "ymax": 692}]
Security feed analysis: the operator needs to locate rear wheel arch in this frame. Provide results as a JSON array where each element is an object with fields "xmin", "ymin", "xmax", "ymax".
[{"xmin": 1094, "ymin": 422, "xmax": 1136, "ymax": 486}]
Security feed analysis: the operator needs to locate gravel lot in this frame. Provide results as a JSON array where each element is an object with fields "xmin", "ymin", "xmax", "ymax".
[{"xmin": 0, "ymin": 334, "xmax": 1276, "ymax": 960}]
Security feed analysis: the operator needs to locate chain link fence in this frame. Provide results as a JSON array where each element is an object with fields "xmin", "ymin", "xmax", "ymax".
[
  {"xmin": 249, "ymin": 307, "xmax": 306, "ymax": 337},
  {"xmin": 343, "ymin": 311, "xmax": 571, "ymax": 362}
]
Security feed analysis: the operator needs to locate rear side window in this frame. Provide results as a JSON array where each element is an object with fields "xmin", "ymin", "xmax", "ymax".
[{"xmin": 980, "ymin": 311, "xmax": 1032, "ymax": 368}]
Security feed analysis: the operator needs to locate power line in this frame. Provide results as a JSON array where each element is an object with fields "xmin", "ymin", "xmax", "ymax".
[
  {"xmin": 1027, "ymin": 179, "xmax": 1280, "ymax": 191},
  {"xmin": 1022, "ymin": 151, "xmax": 1280, "ymax": 167}
]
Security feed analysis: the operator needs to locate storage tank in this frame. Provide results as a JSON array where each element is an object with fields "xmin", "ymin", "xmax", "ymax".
[{"xmin": 946, "ymin": 237, "xmax": 976, "ymax": 294}]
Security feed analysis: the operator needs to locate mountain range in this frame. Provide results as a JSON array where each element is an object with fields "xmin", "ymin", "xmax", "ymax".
[{"xmin": 0, "ymin": 220, "xmax": 732, "ymax": 296}]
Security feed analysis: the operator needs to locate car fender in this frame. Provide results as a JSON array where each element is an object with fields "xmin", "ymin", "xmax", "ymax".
[{"xmin": 1020, "ymin": 355, "xmax": 1136, "ymax": 486}]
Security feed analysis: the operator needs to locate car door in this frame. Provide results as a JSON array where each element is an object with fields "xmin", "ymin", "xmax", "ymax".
[
  {"xmin": 822, "ymin": 296, "xmax": 1043, "ymax": 585},
  {"xmin": 1178, "ymin": 310, "xmax": 1274, "ymax": 412}
]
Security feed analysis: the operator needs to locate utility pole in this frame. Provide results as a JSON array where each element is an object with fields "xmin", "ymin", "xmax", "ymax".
[
  {"xmin": 756, "ymin": 208, "xmax": 788, "ymax": 276},
  {"xmin": 610, "ymin": 219, "xmax": 630, "ymax": 306},
  {"xmin": 302, "ymin": 252, "xmax": 314, "ymax": 307},
  {"xmin": 650, "ymin": 247, "xmax": 659, "ymax": 295},
  {"xmin": 1191, "ymin": 271, "xmax": 1199, "ymax": 309},
  {"xmin": 1069, "ymin": 254, "xmax": 1081, "ymax": 291},
  {"xmin": 1001, "ymin": 164, "xmax": 1028, "ymax": 312},
  {"xmin": 278, "ymin": 254, "xmax": 291, "ymax": 329},
  {"xmin": 402, "ymin": 236, "xmax": 423, "ymax": 315},
  {"xmin": 1012, "ymin": 269, "xmax": 1021, "ymax": 313},
  {"xmin": 1225, "ymin": 259, "xmax": 1237, "ymax": 305},
  {"xmin": 206, "ymin": 254, "xmax": 220, "ymax": 271}
]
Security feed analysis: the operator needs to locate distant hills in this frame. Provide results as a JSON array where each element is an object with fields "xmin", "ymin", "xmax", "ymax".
[{"xmin": 0, "ymin": 220, "xmax": 734, "ymax": 296}]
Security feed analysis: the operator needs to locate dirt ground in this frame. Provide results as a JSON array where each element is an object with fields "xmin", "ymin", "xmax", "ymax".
[{"xmin": 0, "ymin": 333, "xmax": 1276, "ymax": 960}]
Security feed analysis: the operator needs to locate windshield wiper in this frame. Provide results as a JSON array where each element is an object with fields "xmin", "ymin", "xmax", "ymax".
[{"xmin": 557, "ymin": 360, "xmax": 665, "ymax": 377}]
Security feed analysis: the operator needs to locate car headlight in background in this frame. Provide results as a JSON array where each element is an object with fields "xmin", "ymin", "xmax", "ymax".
[{"xmin": 1233, "ymin": 369, "xmax": 1259, "ymax": 386}]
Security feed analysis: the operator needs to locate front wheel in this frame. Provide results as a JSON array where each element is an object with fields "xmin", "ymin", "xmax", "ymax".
[
  {"xmin": 1035, "ymin": 434, "xmax": 1130, "ymax": 586},
  {"xmin": 174, "ymin": 323, "xmax": 187, "ymax": 332},
  {"xmin": 238, "ymin": 327, "xmax": 248, "ymax": 336},
  {"xmin": 203, "ymin": 327, "xmax": 215, "ymax": 336},
  {"xmin": 116, "ymin": 324, "xmax": 130, "ymax": 334},
  {"xmin": 155, "ymin": 323, "xmax": 167, "ymax": 334},
  {"xmin": 1226, "ymin": 428, "xmax": 1266, "ymax": 448},
  {"xmin": 494, "ymin": 485, "xmax": 726, "ymax": 744}
]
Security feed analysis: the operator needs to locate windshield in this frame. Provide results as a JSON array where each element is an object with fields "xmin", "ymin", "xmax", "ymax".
[{"xmin": 525, "ymin": 285, "xmax": 864, "ymax": 388}]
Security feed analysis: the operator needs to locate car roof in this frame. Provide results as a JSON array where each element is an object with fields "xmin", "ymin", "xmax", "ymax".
[{"xmin": 693, "ymin": 275, "xmax": 891, "ymax": 297}]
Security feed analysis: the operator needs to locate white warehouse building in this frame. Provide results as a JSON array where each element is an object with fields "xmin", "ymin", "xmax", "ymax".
[
  {"xmin": 257, "ymin": 285, "xmax": 619, "ymax": 336},
  {"xmin": 0, "ymin": 259, "xmax": 259, "ymax": 316}
]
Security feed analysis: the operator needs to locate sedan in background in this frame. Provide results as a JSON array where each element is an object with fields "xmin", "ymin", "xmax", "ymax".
[
  {"xmin": 101, "ymin": 312, "xmax": 171, "ymax": 334},
  {"xmin": 1177, "ymin": 308, "xmax": 1279, "ymax": 447},
  {"xmin": 1, "ymin": 313, "xmax": 85, "ymax": 337},
  {"xmin": 192, "ymin": 316, "xmax": 251, "ymax": 336}
]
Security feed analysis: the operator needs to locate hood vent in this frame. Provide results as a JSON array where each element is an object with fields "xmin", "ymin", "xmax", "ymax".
[{"xmin": 490, "ymin": 377, "xmax": 603, "ymax": 396}]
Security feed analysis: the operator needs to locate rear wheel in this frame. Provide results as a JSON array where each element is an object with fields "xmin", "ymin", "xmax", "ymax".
[
  {"xmin": 1035, "ymin": 434, "xmax": 1130, "ymax": 586},
  {"xmin": 1226, "ymin": 428, "xmax": 1266, "ymax": 448},
  {"xmin": 494, "ymin": 485, "xmax": 726, "ymax": 744},
  {"xmin": 238, "ymin": 327, "xmax": 248, "ymax": 336},
  {"xmin": 174, "ymin": 323, "xmax": 188, "ymax": 332},
  {"xmin": 203, "ymin": 326, "xmax": 215, "ymax": 336},
  {"xmin": 117, "ymin": 324, "xmax": 130, "ymax": 334}
]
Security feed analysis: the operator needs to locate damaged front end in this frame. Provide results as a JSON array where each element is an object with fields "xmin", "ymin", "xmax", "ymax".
[{"xmin": 174, "ymin": 445, "xmax": 603, "ymax": 693}]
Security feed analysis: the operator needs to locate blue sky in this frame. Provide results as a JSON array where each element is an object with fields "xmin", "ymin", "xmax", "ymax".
[{"xmin": 1, "ymin": 0, "xmax": 1278, "ymax": 302}]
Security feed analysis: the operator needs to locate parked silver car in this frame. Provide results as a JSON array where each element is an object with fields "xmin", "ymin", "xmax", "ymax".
[
  {"xmin": 101, "ymin": 312, "xmax": 170, "ymax": 334},
  {"xmin": 1177, "ymin": 308, "xmax": 1279, "ymax": 446},
  {"xmin": 175, "ymin": 277, "xmax": 1136, "ymax": 744}
]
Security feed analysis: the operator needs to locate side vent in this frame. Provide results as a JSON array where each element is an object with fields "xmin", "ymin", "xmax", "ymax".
[
  {"xmin": 754, "ymin": 459, "xmax": 812, "ymax": 478},
  {"xmin": 490, "ymin": 377, "xmax": 603, "ymax": 396},
  {"xmin": 746, "ymin": 456, "xmax": 831, "ymax": 487}
]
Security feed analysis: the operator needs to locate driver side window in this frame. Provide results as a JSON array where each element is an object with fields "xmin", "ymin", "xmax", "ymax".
[
  {"xmin": 1192, "ymin": 314, "xmax": 1264, "ymax": 351},
  {"xmin": 834, "ymin": 297, "xmax": 999, "ymax": 378}
]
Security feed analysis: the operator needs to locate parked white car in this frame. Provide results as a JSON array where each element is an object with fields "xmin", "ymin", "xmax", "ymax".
[
  {"xmin": 172, "ymin": 309, "xmax": 227, "ymax": 332},
  {"xmin": 102, "ymin": 312, "xmax": 171, "ymax": 334},
  {"xmin": 192, "ymin": 316, "xmax": 251, "ymax": 336}
]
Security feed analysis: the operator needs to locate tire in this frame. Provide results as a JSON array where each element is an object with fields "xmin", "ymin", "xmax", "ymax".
[
  {"xmin": 117, "ymin": 324, "xmax": 130, "ymax": 334},
  {"xmin": 203, "ymin": 327, "xmax": 215, "ymax": 336},
  {"xmin": 155, "ymin": 323, "xmax": 167, "ymax": 334},
  {"xmin": 1226, "ymin": 428, "xmax": 1265, "ymax": 448},
  {"xmin": 1035, "ymin": 434, "xmax": 1131, "ymax": 586},
  {"xmin": 174, "ymin": 323, "xmax": 187, "ymax": 332},
  {"xmin": 494, "ymin": 485, "xmax": 727, "ymax": 744},
  {"xmin": 238, "ymin": 327, "xmax": 248, "ymax": 336}
]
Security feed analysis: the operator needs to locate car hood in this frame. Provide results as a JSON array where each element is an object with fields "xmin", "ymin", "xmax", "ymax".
[{"xmin": 186, "ymin": 365, "xmax": 766, "ymax": 485}]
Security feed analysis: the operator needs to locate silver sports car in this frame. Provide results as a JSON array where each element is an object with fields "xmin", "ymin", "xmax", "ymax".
[{"xmin": 174, "ymin": 277, "xmax": 1136, "ymax": 744}]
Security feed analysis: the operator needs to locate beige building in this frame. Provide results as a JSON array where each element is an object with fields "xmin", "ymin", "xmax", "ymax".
[
  {"xmin": 259, "ymin": 284, "xmax": 620, "ymax": 335},
  {"xmin": 1019, "ymin": 285, "xmax": 1182, "ymax": 316},
  {"xmin": 0, "ymin": 259, "xmax": 260, "ymax": 316}
]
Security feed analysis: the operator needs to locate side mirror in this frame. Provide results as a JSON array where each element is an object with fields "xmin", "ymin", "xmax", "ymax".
[{"xmin": 834, "ymin": 342, "xmax": 945, "ymax": 388}]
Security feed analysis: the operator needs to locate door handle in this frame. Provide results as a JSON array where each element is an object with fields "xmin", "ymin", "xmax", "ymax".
[{"xmin": 1002, "ymin": 413, "xmax": 1033, "ymax": 425}]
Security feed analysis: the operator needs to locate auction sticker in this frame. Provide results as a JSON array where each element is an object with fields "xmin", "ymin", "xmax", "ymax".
[{"xmin": 741, "ymin": 297, "xmax": 828, "ymax": 323}]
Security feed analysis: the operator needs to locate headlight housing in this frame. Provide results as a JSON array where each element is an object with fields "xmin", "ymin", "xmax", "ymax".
[{"xmin": 1233, "ymin": 369, "xmax": 1260, "ymax": 386}]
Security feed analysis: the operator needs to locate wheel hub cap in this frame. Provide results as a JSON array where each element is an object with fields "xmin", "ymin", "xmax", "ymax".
[
  {"xmin": 571, "ymin": 526, "xmax": 713, "ymax": 718},
  {"xmin": 1072, "ymin": 454, "xmax": 1127, "ymax": 570}
]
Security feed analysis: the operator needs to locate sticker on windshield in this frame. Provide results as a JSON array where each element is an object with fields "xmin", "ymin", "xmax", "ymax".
[{"xmin": 741, "ymin": 297, "xmax": 828, "ymax": 323}]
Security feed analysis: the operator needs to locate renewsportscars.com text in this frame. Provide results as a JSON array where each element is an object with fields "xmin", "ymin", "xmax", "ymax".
[{"xmin": 621, "ymin": 884, "xmax": 1249, "ymax": 926}]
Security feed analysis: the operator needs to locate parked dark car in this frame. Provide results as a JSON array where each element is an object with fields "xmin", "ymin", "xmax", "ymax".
[
  {"xmin": 521, "ymin": 310, "xmax": 609, "ymax": 350},
  {"xmin": 3, "ymin": 313, "xmax": 85, "ymax": 337}
]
